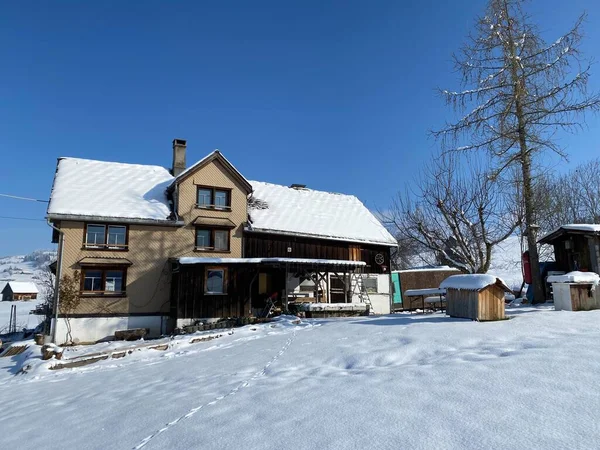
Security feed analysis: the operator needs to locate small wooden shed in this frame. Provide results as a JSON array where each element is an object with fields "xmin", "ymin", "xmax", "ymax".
[
  {"xmin": 440, "ymin": 274, "xmax": 511, "ymax": 321},
  {"xmin": 1, "ymin": 281, "xmax": 39, "ymax": 301},
  {"xmin": 547, "ymin": 271, "xmax": 600, "ymax": 311}
]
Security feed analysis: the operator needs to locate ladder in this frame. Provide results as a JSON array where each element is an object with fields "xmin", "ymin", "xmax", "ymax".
[{"xmin": 351, "ymin": 273, "xmax": 374, "ymax": 314}]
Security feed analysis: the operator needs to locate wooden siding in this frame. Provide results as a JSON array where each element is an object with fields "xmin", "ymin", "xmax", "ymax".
[
  {"xmin": 446, "ymin": 285, "xmax": 505, "ymax": 321},
  {"xmin": 171, "ymin": 264, "xmax": 255, "ymax": 319},
  {"xmin": 397, "ymin": 269, "xmax": 460, "ymax": 310},
  {"xmin": 244, "ymin": 232, "xmax": 391, "ymax": 274},
  {"xmin": 570, "ymin": 284, "xmax": 600, "ymax": 311}
]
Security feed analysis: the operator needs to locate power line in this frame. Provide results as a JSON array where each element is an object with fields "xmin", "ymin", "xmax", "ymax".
[
  {"xmin": 0, "ymin": 215, "xmax": 46, "ymax": 222},
  {"xmin": 0, "ymin": 193, "xmax": 49, "ymax": 203}
]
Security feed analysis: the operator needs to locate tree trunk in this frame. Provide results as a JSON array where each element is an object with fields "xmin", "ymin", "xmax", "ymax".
[{"xmin": 504, "ymin": 0, "xmax": 545, "ymax": 304}]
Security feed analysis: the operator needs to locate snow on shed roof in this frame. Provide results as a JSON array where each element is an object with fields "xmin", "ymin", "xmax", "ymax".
[
  {"xmin": 47, "ymin": 158, "xmax": 174, "ymax": 222},
  {"xmin": 4, "ymin": 282, "xmax": 39, "ymax": 294},
  {"xmin": 547, "ymin": 271, "xmax": 600, "ymax": 284},
  {"xmin": 539, "ymin": 224, "xmax": 600, "ymax": 244},
  {"xmin": 439, "ymin": 274, "xmax": 511, "ymax": 292},
  {"xmin": 247, "ymin": 181, "xmax": 397, "ymax": 246}
]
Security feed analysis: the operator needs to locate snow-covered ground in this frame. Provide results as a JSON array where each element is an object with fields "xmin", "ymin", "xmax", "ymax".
[{"xmin": 1, "ymin": 308, "xmax": 600, "ymax": 449}]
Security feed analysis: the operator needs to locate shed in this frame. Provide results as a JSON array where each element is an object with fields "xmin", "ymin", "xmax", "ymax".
[
  {"xmin": 440, "ymin": 274, "xmax": 511, "ymax": 321},
  {"xmin": 546, "ymin": 271, "xmax": 600, "ymax": 312},
  {"xmin": 1, "ymin": 281, "xmax": 39, "ymax": 301}
]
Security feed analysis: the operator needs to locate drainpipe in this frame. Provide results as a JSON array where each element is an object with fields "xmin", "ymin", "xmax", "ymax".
[{"xmin": 46, "ymin": 220, "xmax": 64, "ymax": 344}]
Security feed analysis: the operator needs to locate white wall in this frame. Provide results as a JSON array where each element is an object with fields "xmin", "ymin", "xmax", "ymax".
[
  {"xmin": 553, "ymin": 283, "xmax": 573, "ymax": 311},
  {"xmin": 349, "ymin": 274, "xmax": 391, "ymax": 314},
  {"xmin": 52, "ymin": 316, "xmax": 166, "ymax": 344}
]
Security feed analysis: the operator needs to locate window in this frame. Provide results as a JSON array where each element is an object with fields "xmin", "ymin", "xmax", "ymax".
[
  {"xmin": 196, "ymin": 186, "xmax": 231, "ymax": 210},
  {"xmin": 214, "ymin": 230, "xmax": 229, "ymax": 250},
  {"xmin": 363, "ymin": 277, "xmax": 378, "ymax": 294},
  {"xmin": 197, "ymin": 189, "xmax": 212, "ymax": 207},
  {"xmin": 214, "ymin": 190, "xmax": 229, "ymax": 209},
  {"xmin": 206, "ymin": 268, "xmax": 226, "ymax": 294},
  {"xmin": 82, "ymin": 268, "xmax": 126, "ymax": 295},
  {"xmin": 85, "ymin": 224, "xmax": 128, "ymax": 249},
  {"xmin": 195, "ymin": 228, "xmax": 230, "ymax": 251}
]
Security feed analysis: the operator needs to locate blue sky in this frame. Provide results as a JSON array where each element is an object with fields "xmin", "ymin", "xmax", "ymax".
[{"xmin": 1, "ymin": 0, "xmax": 599, "ymax": 255}]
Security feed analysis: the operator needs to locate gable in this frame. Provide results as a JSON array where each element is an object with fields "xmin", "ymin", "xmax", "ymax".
[{"xmin": 171, "ymin": 151, "xmax": 252, "ymax": 194}]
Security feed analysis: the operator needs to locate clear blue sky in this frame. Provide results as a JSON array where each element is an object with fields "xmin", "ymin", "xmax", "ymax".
[{"xmin": 1, "ymin": 0, "xmax": 599, "ymax": 255}]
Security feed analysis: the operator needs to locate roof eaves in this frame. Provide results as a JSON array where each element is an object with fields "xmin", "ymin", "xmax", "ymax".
[
  {"xmin": 245, "ymin": 226, "xmax": 398, "ymax": 247},
  {"xmin": 46, "ymin": 213, "xmax": 184, "ymax": 227}
]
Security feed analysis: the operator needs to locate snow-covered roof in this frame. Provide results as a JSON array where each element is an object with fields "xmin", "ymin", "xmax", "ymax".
[
  {"xmin": 394, "ymin": 266, "xmax": 460, "ymax": 274},
  {"xmin": 47, "ymin": 158, "xmax": 174, "ymax": 222},
  {"xmin": 178, "ymin": 257, "xmax": 367, "ymax": 266},
  {"xmin": 247, "ymin": 181, "xmax": 397, "ymax": 246},
  {"xmin": 439, "ymin": 274, "xmax": 511, "ymax": 292},
  {"xmin": 547, "ymin": 271, "xmax": 600, "ymax": 284},
  {"xmin": 539, "ymin": 224, "xmax": 600, "ymax": 243},
  {"xmin": 4, "ymin": 281, "xmax": 39, "ymax": 294}
]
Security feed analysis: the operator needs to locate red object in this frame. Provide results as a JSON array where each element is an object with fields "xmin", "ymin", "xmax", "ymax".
[{"xmin": 522, "ymin": 251, "xmax": 532, "ymax": 284}]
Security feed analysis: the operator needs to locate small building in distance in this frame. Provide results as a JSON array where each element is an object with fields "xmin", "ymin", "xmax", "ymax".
[
  {"xmin": 440, "ymin": 274, "xmax": 511, "ymax": 321},
  {"xmin": 1, "ymin": 281, "xmax": 39, "ymax": 301}
]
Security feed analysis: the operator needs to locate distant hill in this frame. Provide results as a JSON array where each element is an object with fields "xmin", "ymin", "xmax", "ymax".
[{"xmin": 0, "ymin": 250, "xmax": 57, "ymax": 299}]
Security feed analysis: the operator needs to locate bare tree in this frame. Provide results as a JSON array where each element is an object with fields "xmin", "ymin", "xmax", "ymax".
[
  {"xmin": 434, "ymin": 0, "xmax": 600, "ymax": 303},
  {"xmin": 58, "ymin": 270, "xmax": 81, "ymax": 344},
  {"xmin": 383, "ymin": 153, "xmax": 520, "ymax": 274}
]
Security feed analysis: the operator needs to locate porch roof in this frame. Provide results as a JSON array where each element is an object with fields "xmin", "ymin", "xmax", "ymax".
[{"xmin": 177, "ymin": 257, "xmax": 366, "ymax": 270}]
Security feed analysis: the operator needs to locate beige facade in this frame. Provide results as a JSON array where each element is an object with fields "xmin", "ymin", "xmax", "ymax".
[{"xmin": 55, "ymin": 157, "xmax": 251, "ymax": 317}]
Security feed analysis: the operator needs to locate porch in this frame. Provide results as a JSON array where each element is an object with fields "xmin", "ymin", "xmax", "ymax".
[{"xmin": 169, "ymin": 257, "xmax": 376, "ymax": 326}]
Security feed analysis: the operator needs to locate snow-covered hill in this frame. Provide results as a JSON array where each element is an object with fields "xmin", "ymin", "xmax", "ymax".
[{"xmin": 0, "ymin": 250, "xmax": 56, "ymax": 332}]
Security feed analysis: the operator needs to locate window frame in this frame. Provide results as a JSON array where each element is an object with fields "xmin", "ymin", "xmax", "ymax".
[
  {"xmin": 80, "ymin": 266, "xmax": 128, "ymax": 296},
  {"xmin": 194, "ymin": 227, "xmax": 231, "ymax": 252},
  {"xmin": 205, "ymin": 266, "xmax": 228, "ymax": 295},
  {"xmin": 363, "ymin": 277, "xmax": 378, "ymax": 294},
  {"xmin": 195, "ymin": 185, "xmax": 232, "ymax": 211},
  {"xmin": 83, "ymin": 223, "xmax": 129, "ymax": 251}
]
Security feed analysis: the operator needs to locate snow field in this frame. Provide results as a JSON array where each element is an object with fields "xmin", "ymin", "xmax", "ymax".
[{"xmin": 1, "ymin": 308, "xmax": 600, "ymax": 449}]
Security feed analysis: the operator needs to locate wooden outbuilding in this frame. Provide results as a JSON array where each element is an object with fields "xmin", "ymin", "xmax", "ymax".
[
  {"xmin": 547, "ymin": 271, "xmax": 600, "ymax": 311},
  {"xmin": 1, "ymin": 281, "xmax": 39, "ymax": 301},
  {"xmin": 440, "ymin": 274, "xmax": 511, "ymax": 321}
]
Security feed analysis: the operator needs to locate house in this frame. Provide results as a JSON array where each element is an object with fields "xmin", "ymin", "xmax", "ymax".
[
  {"xmin": 2, "ymin": 282, "xmax": 39, "ymax": 301},
  {"xmin": 46, "ymin": 139, "xmax": 397, "ymax": 344},
  {"xmin": 440, "ymin": 274, "xmax": 511, "ymax": 321}
]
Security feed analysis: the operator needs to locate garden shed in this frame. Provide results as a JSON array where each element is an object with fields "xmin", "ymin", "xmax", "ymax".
[
  {"xmin": 1, "ymin": 281, "xmax": 39, "ymax": 301},
  {"xmin": 547, "ymin": 271, "xmax": 600, "ymax": 311},
  {"xmin": 440, "ymin": 274, "xmax": 511, "ymax": 321}
]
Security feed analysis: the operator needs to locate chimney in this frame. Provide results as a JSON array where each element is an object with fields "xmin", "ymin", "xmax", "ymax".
[{"xmin": 172, "ymin": 139, "xmax": 187, "ymax": 177}]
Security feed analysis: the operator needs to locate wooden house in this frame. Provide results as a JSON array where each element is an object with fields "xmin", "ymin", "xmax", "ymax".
[
  {"xmin": 440, "ymin": 274, "xmax": 511, "ymax": 321},
  {"xmin": 46, "ymin": 139, "xmax": 397, "ymax": 344},
  {"xmin": 1, "ymin": 282, "xmax": 39, "ymax": 301}
]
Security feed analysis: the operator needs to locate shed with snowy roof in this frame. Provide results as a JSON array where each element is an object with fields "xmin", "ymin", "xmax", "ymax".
[
  {"xmin": 538, "ymin": 224, "xmax": 600, "ymax": 274},
  {"xmin": 440, "ymin": 274, "xmax": 511, "ymax": 321},
  {"xmin": 2, "ymin": 281, "xmax": 39, "ymax": 301},
  {"xmin": 546, "ymin": 271, "xmax": 600, "ymax": 312}
]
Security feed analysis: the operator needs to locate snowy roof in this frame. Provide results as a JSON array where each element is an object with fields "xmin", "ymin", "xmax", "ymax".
[
  {"xmin": 439, "ymin": 274, "xmax": 511, "ymax": 292},
  {"xmin": 178, "ymin": 257, "xmax": 367, "ymax": 267},
  {"xmin": 247, "ymin": 181, "xmax": 397, "ymax": 246},
  {"xmin": 547, "ymin": 271, "xmax": 600, "ymax": 284},
  {"xmin": 539, "ymin": 224, "xmax": 600, "ymax": 244},
  {"xmin": 394, "ymin": 266, "xmax": 460, "ymax": 274},
  {"xmin": 3, "ymin": 281, "xmax": 39, "ymax": 294},
  {"xmin": 47, "ymin": 158, "xmax": 174, "ymax": 222}
]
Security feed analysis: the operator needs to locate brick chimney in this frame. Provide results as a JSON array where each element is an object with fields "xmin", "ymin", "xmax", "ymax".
[{"xmin": 172, "ymin": 139, "xmax": 187, "ymax": 177}]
